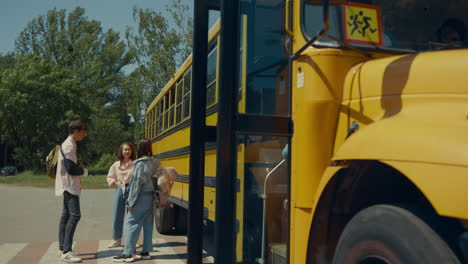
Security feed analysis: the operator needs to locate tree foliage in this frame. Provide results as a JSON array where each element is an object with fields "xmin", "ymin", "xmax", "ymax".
[
  {"xmin": 125, "ymin": 0, "xmax": 192, "ymax": 106},
  {"xmin": 15, "ymin": 7, "xmax": 134, "ymax": 107},
  {"xmin": 5, "ymin": 7, "xmax": 135, "ymax": 169},
  {"xmin": 0, "ymin": 54, "xmax": 89, "ymax": 169},
  {"xmin": 0, "ymin": 1, "xmax": 193, "ymax": 171}
]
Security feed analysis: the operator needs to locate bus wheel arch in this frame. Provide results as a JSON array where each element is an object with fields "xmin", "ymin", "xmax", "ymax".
[{"xmin": 306, "ymin": 160, "xmax": 463, "ymax": 264}]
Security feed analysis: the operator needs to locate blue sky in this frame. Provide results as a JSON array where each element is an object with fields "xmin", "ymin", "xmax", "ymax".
[{"xmin": 0, "ymin": 0, "xmax": 195, "ymax": 54}]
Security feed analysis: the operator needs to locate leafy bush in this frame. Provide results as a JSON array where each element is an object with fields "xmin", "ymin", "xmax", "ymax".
[
  {"xmin": 88, "ymin": 169, "xmax": 109, "ymax": 175},
  {"xmin": 93, "ymin": 153, "xmax": 116, "ymax": 170}
]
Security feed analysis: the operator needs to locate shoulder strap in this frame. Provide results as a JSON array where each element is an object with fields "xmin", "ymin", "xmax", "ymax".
[{"xmin": 59, "ymin": 144, "xmax": 65, "ymax": 159}]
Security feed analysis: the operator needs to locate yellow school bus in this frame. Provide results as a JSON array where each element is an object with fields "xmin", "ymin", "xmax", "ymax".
[
  {"xmin": 147, "ymin": 0, "xmax": 468, "ymax": 263},
  {"xmin": 145, "ymin": 20, "xmax": 223, "ymax": 238},
  {"xmin": 146, "ymin": 19, "xmax": 249, "ymax": 260}
]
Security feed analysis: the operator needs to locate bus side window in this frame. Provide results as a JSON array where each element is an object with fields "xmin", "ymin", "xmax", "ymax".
[
  {"xmin": 183, "ymin": 69, "xmax": 191, "ymax": 120},
  {"xmin": 207, "ymin": 46, "xmax": 217, "ymax": 107},
  {"xmin": 163, "ymin": 95, "xmax": 168, "ymax": 131},
  {"xmin": 149, "ymin": 109, "xmax": 153, "ymax": 139},
  {"xmin": 155, "ymin": 102, "xmax": 160, "ymax": 137},
  {"xmin": 152, "ymin": 108, "xmax": 156, "ymax": 139},
  {"xmin": 145, "ymin": 112, "xmax": 149, "ymax": 138},
  {"xmin": 176, "ymin": 79, "xmax": 183, "ymax": 124},
  {"xmin": 158, "ymin": 102, "xmax": 163, "ymax": 134},
  {"xmin": 169, "ymin": 86, "xmax": 175, "ymax": 128}
]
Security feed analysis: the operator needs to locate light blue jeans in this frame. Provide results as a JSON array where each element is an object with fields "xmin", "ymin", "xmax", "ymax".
[
  {"xmin": 112, "ymin": 185, "xmax": 128, "ymax": 239},
  {"xmin": 123, "ymin": 192, "xmax": 154, "ymax": 254}
]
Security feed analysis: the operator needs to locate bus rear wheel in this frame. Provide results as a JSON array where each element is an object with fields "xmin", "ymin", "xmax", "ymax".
[
  {"xmin": 332, "ymin": 204, "xmax": 460, "ymax": 264},
  {"xmin": 174, "ymin": 205, "xmax": 187, "ymax": 234},
  {"xmin": 155, "ymin": 205, "xmax": 175, "ymax": 234}
]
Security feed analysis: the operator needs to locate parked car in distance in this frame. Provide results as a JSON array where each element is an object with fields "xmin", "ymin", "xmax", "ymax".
[{"xmin": 0, "ymin": 166, "xmax": 17, "ymax": 176}]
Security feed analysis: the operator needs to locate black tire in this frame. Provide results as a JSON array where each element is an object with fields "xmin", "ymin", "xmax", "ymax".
[
  {"xmin": 174, "ymin": 205, "xmax": 188, "ymax": 234},
  {"xmin": 333, "ymin": 204, "xmax": 461, "ymax": 264},
  {"xmin": 155, "ymin": 205, "xmax": 175, "ymax": 234}
]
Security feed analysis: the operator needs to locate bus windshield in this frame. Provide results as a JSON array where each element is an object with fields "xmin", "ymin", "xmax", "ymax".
[{"xmin": 303, "ymin": 0, "xmax": 468, "ymax": 52}]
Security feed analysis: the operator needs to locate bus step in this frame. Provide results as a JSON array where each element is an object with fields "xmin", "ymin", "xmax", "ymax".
[{"xmin": 270, "ymin": 243, "xmax": 287, "ymax": 264}]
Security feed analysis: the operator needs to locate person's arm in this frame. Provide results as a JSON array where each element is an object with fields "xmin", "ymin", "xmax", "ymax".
[
  {"xmin": 61, "ymin": 144, "xmax": 84, "ymax": 176},
  {"xmin": 126, "ymin": 162, "xmax": 145, "ymax": 208},
  {"xmin": 106, "ymin": 162, "xmax": 118, "ymax": 188}
]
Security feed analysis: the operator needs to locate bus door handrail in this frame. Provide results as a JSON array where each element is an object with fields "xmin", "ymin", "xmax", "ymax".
[{"xmin": 257, "ymin": 159, "xmax": 287, "ymax": 264}]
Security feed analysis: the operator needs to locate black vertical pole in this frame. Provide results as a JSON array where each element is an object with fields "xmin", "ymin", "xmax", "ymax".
[
  {"xmin": 188, "ymin": 1, "xmax": 208, "ymax": 264},
  {"xmin": 215, "ymin": 1, "xmax": 240, "ymax": 264}
]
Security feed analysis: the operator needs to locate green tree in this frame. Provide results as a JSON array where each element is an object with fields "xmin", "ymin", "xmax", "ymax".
[
  {"xmin": 125, "ymin": 0, "xmax": 192, "ymax": 107},
  {"xmin": 0, "ymin": 53, "xmax": 16, "ymax": 71},
  {"xmin": 13, "ymin": 7, "xmax": 135, "ymax": 168},
  {"xmin": 0, "ymin": 53, "xmax": 17, "ymax": 167},
  {"xmin": 15, "ymin": 7, "xmax": 134, "ymax": 108},
  {"xmin": 120, "ymin": 68, "xmax": 147, "ymax": 141},
  {"xmin": 0, "ymin": 54, "xmax": 89, "ymax": 169}
]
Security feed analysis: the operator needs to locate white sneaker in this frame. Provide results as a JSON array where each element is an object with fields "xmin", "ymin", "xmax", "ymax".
[
  {"xmin": 61, "ymin": 251, "xmax": 82, "ymax": 263},
  {"xmin": 58, "ymin": 249, "xmax": 79, "ymax": 257},
  {"xmin": 107, "ymin": 239, "xmax": 122, "ymax": 248}
]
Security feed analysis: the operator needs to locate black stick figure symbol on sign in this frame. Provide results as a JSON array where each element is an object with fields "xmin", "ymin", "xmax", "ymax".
[{"xmin": 348, "ymin": 11, "xmax": 377, "ymax": 37}]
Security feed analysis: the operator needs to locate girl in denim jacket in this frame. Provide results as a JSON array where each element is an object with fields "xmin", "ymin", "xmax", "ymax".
[{"xmin": 113, "ymin": 139, "xmax": 161, "ymax": 263}]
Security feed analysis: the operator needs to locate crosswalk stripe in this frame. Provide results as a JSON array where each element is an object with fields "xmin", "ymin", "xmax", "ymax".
[
  {"xmin": 7, "ymin": 241, "xmax": 51, "ymax": 264},
  {"xmin": 38, "ymin": 241, "xmax": 59, "ymax": 264},
  {"xmin": 0, "ymin": 243, "xmax": 27, "ymax": 264},
  {"xmin": 154, "ymin": 238, "xmax": 186, "ymax": 264},
  {"xmin": 97, "ymin": 240, "xmax": 122, "ymax": 264},
  {"xmin": 75, "ymin": 240, "xmax": 99, "ymax": 264},
  {"xmin": 0, "ymin": 237, "xmax": 200, "ymax": 264}
]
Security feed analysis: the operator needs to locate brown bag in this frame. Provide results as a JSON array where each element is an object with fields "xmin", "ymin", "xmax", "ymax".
[{"xmin": 154, "ymin": 167, "xmax": 178, "ymax": 207}]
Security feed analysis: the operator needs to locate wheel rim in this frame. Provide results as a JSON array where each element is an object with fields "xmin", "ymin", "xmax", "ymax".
[
  {"xmin": 344, "ymin": 240, "xmax": 403, "ymax": 264},
  {"xmin": 360, "ymin": 256, "xmax": 392, "ymax": 264}
]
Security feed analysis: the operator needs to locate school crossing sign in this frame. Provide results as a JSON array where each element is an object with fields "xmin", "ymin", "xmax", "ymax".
[{"xmin": 342, "ymin": 2, "xmax": 383, "ymax": 46}]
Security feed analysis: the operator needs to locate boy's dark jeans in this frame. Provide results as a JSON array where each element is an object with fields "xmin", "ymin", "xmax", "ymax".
[{"xmin": 59, "ymin": 191, "xmax": 81, "ymax": 252}]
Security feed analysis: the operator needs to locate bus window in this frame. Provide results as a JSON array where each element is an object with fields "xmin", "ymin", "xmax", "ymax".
[
  {"xmin": 145, "ymin": 113, "xmax": 149, "ymax": 138},
  {"xmin": 244, "ymin": 1, "xmax": 290, "ymax": 116},
  {"xmin": 158, "ymin": 102, "xmax": 163, "ymax": 134},
  {"xmin": 152, "ymin": 108, "xmax": 156, "ymax": 139},
  {"xmin": 183, "ymin": 69, "xmax": 192, "ymax": 120},
  {"xmin": 303, "ymin": 0, "xmax": 468, "ymax": 51},
  {"xmin": 176, "ymin": 79, "xmax": 183, "ymax": 124},
  {"xmin": 163, "ymin": 95, "xmax": 169, "ymax": 131},
  {"xmin": 155, "ymin": 103, "xmax": 160, "ymax": 137},
  {"xmin": 148, "ymin": 109, "xmax": 153, "ymax": 139},
  {"xmin": 169, "ymin": 86, "xmax": 175, "ymax": 128},
  {"xmin": 303, "ymin": 4, "xmax": 341, "ymax": 47},
  {"xmin": 207, "ymin": 46, "xmax": 217, "ymax": 107}
]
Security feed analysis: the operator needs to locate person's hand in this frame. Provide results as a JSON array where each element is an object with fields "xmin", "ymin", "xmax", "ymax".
[
  {"xmin": 79, "ymin": 163, "xmax": 87, "ymax": 168},
  {"xmin": 127, "ymin": 207, "xmax": 133, "ymax": 211}
]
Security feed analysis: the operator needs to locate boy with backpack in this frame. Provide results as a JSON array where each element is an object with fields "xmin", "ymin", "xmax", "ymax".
[{"xmin": 55, "ymin": 120, "xmax": 89, "ymax": 263}]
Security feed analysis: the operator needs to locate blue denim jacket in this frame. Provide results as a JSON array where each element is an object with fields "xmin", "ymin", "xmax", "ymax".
[{"xmin": 126, "ymin": 156, "xmax": 161, "ymax": 208}]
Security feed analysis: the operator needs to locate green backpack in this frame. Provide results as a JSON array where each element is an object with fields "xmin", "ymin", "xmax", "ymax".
[{"xmin": 46, "ymin": 145, "xmax": 61, "ymax": 179}]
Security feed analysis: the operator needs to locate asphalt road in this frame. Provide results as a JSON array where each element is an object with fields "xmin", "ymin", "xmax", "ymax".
[
  {"xmin": 0, "ymin": 185, "xmax": 209, "ymax": 263},
  {"xmin": 0, "ymin": 185, "xmax": 116, "ymax": 243}
]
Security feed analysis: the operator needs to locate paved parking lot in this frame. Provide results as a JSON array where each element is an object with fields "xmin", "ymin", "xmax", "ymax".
[
  {"xmin": 0, "ymin": 185, "xmax": 210, "ymax": 264},
  {"xmin": 0, "ymin": 185, "xmax": 114, "ymax": 243}
]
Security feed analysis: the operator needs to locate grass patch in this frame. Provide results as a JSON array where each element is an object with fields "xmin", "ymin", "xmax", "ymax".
[{"xmin": 0, "ymin": 170, "xmax": 108, "ymax": 189}]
